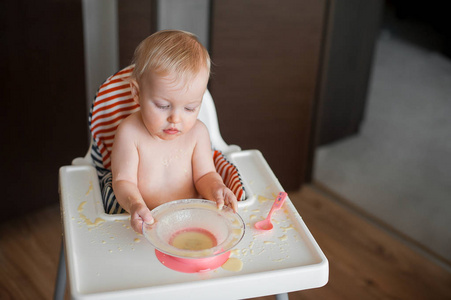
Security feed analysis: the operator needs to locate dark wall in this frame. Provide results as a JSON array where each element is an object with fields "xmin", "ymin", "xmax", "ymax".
[
  {"xmin": 118, "ymin": 0, "xmax": 156, "ymax": 68},
  {"xmin": 317, "ymin": 0, "xmax": 383, "ymax": 146},
  {"xmin": 0, "ymin": 0, "xmax": 88, "ymax": 222},
  {"xmin": 209, "ymin": 0, "xmax": 327, "ymax": 190}
]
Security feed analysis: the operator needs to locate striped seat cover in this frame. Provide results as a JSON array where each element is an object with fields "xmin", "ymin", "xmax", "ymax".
[{"xmin": 89, "ymin": 65, "xmax": 245, "ymax": 214}]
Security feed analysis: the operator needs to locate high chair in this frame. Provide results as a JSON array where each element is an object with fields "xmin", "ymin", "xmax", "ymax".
[{"xmin": 56, "ymin": 66, "xmax": 328, "ymax": 299}]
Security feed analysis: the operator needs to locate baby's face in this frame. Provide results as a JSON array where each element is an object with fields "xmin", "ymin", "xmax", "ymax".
[{"xmin": 135, "ymin": 69, "xmax": 209, "ymax": 140}]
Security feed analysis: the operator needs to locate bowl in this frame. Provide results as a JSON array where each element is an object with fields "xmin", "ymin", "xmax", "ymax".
[{"xmin": 142, "ymin": 199, "xmax": 245, "ymax": 260}]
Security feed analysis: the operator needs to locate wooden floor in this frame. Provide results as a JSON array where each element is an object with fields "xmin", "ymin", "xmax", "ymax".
[{"xmin": 1, "ymin": 185, "xmax": 451, "ymax": 300}]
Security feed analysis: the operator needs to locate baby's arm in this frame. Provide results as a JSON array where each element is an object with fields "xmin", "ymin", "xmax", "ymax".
[
  {"xmin": 111, "ymin": 120, "xmax": 153, "ymax": 234},
  {"xmin": 192, "ymin": 122, "xmax": 238, "ymax": 212}
]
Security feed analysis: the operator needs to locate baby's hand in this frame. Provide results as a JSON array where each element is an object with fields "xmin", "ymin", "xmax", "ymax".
[
  {"xmin": 213, "ymin": 186, "xmax": 238, "ymax": 213},
  {"xmin": 129, "ymin": 202, "xmax": 154, "ymax": 234}
]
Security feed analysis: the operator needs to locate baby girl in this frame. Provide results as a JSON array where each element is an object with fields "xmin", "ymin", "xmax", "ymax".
[{"xmin": 111, "ymin": 30, "xmax": 238, "ymax": 234}]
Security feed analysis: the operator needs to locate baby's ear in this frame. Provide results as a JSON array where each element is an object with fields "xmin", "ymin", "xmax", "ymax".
[{"xmin": 129, "ymin": 79, "xmax": 140, "ymax": 104}]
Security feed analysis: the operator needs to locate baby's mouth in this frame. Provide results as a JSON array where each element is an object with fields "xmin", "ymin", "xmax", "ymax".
[{"xmin": 163, "ymin": 128, "xmax": 180, "ymax": 135}]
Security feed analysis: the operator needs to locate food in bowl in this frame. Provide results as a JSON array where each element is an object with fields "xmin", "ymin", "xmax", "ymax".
[{"xmin": 142, "ymin": 199, "xmax": 245, "ymax": 259}]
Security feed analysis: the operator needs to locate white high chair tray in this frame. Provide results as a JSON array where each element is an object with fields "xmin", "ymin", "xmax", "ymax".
[{"xmin": 59, "ymin": 150, "xmax": 328, "ymax": 300}]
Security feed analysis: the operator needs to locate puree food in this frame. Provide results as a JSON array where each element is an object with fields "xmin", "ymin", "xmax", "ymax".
[{"xmin": 170, "ymin": 228, "xmax": 217, "ymax": 251}]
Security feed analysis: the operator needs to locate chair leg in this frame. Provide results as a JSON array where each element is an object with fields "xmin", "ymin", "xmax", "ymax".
[
  {"xmin": 275, "ymin": 293, "xmax": 289, "ymax": 300},
  {"xmin": 54, "ymin": 240, "xmax": 66, "ymax": 300}
]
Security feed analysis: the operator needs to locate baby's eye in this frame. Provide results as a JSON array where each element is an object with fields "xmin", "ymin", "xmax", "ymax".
[
  {"xmin": 185, "ymin": 106, "xmax": 197, "ymax": 112},
  {"xmin": 156, "ymin": 104, "xmax": 170, "ymax": 110}
]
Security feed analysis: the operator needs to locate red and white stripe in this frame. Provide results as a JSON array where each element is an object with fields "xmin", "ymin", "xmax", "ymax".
[
  {"xmin": 213, "ymin": 150, "xmax": 245, "ymax": 201},
  {"xmin": 90, "ymin": 65, "xmax": 139, "ymax": 169}
]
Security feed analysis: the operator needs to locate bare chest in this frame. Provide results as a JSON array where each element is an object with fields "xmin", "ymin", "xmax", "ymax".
[
  {"xmin": 135, "ymin": 137, "xmax": 197, "ymax": 205},
  {"xmin": 137, "ymin": 138, "xmax": 194, "ymax": 176}
]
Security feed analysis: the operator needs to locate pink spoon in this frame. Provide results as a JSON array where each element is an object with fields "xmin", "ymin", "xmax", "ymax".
[{"xmin": 254, "ymin": 192, "xmax": 287, "ymax": 230}]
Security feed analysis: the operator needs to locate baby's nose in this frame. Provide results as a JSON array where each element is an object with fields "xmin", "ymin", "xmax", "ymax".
[{"xmin": 168, "ymin": 111, "xmax": 181, "ymax": 124}]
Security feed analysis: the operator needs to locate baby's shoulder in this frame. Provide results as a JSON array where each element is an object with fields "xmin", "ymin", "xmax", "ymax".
[
  {"xmin": 115, "ymin": 112, "xmax": 144, "ymax": 137},
  {"xmin": 190, "ymin": 120, "xmax": 209, "ymax": 137}
]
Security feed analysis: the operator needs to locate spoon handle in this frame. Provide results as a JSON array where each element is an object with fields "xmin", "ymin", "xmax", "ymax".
[
  {"xmin": 267, "ymin": 192, "xmax": 288, "ymax": 217},
  {"xmin": 273, "ymin": 192, "xmax": 287, "ymax": 209}
]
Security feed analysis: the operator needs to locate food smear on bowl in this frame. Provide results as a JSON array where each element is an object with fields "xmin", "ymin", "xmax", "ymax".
[{"xmin": 170, "ymin": 228, "xmax": 217, "ymax": 251}]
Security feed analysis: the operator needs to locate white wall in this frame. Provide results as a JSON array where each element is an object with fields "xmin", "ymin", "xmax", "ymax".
[
  {"xmin": 157, "ymin": 0, "xmax": 210, "ymax": 50},
  {"xmin": 82, "ymin": 0, "xmax": 119, "ymax": 112}
]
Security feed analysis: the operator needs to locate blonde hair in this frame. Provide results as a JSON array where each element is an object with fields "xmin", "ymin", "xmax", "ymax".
[{"xmin": 131, "ymin": 30, "xmax": 210, "ymax": 83}]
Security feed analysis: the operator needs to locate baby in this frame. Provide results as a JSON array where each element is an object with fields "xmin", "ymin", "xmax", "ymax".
[{"xmin": 111, "ymin": 30, "xmax": 238, "ymax": 234}]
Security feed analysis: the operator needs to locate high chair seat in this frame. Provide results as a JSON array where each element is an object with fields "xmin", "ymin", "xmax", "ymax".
[
  {"xmin": 89, "ymin": 65, "xmax": 245, "ymax": 214},
  {"xmin": 56, "ymin": 67, "xmax": 328, "ymax": 300}
]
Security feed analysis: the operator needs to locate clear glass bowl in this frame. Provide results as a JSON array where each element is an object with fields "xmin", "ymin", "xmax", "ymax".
[{"xmin": 142, "ymin": 199, "xmax": 245, "ymax": 259}]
